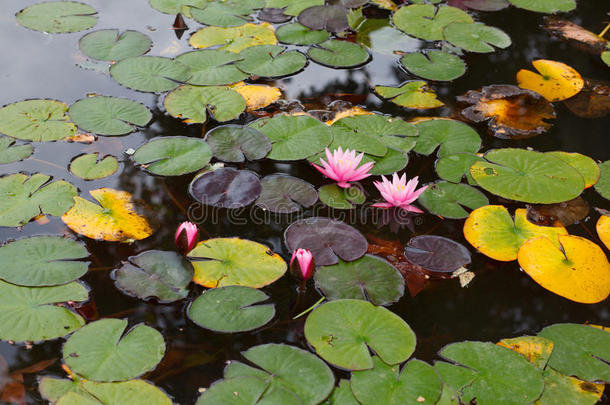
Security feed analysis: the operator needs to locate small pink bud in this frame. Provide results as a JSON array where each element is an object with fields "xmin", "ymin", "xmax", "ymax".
[
  {"xmin": 175, "ymin": 221, "xmax": 199, "ymax": 254},
  {"xmin": 290, "ymin": 248, "xmax": 314, "ymax": 280}
]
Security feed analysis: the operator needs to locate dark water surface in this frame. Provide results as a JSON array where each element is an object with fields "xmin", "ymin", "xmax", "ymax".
[{"xmin": 0, "ymin": 0, "xmax": 609, "ymax": 403}]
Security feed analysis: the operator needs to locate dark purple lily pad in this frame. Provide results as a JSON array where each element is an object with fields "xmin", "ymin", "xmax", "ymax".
[
  {"xmin": 255, "ymin": 174, "xmax": 318, "ymax": 214},
  {"xmin": 328, "ymin": 0, "xmax": 369, "ymax": 7},
  {"xmin": 189, "ymin": 167, "xmax": 261, "ymax": 208},
  {"xmin": 298, "ymin": 5, "xmax": 349, "ymax": 33},
  {"xmin": 404, "ymin": 235, "xmax": 471, "ymax": 273},
  {"xmin": 258, "ymin": 7, "xmax": 291, "ymax": 23},
  {"xmin": 284, "ymin": 217, "xmax": 367, "ymax": 266}
]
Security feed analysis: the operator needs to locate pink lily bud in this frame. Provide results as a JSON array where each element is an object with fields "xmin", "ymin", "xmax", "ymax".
[
  {"xmin": 290, "ymin": 248, "xmax": 315, "ymax": 280},
  {"xmin": 175, "ymin": 221, "xmax": 199, "ymax": 254}
]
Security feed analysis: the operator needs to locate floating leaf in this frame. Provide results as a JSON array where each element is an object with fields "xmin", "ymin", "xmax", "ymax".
[
  {"xmin": 79, "ymin": 29, "xmax": 151, "ymax": 61},
  {"xmin": 517, "ymin": 235, "xmax": 610, "ymax": 303},
  {"xmin": 507, "ymin": 0, "xmax": 575, "ymax": 13},
  {"xmin": 297, "ymin": 5, "xmax": 349, "ymax": 33},
  {"xmin": 258, "ymin": 7, "xmax": 291, "ymax": 23},
  {"xmin": 255, "ymin": 174, "xmax": 317, "ymax": 213},
  {"xmin": 224, "ymin": 344, "xmax": 335, "ymax": 405},
  {"xmin": 470, "ymin": 148, "xmax": 585, "ymax": 204},
  {"xmin": 0, "ymin": 137, "xmax": 33, "ymax": 164},
  {"xmin": 188, "ymin": 238, "xmax": 286, "ymax": 288},
  {"xmin": 189, "ymin": 167, "xmax": 261, "ymax": 208},
  {"xmin": 414, "ymin": 119, "xmax": 481, "ymax": 157},
  {"xmin": 537, "ymin": 368, "xmax": 605, "ymax": 405},
  {"xmin": 436, "ymin": 341, "xmax": 544, "ymax": 405},
  {"xmin": 189, "ymin": 23, "xmax": 277, "ymax": 53},
  {"xmin": 400, "ymin": 50, "xmax": 466, "ymax": 81},
  {"xmin": 375, "ymin": 81, "xmax": 444, "ymax": 109},
  {"xmin": 70, "ymin": 153, "xmax": 119, "ymax": 180},
  {"xmin": 435, "ymin": 153, "xmax": 485, "ymax": 184},
  {"xmin": 267, "ymin": 0, "xmax": 324, "ymax": 16},
  {"xmin": 276, "ymin": 23, "xmax": 330, "ymax": 45},
  {"xmin": 16, "ymin": 1, "xmax": 97, "ymax": 33},
  {"xmin": 164, "ymin": 85, "xmax": 246, "ymax": 124},
  {"xmin": 318, "ymin": 184, "xmax": 365, "ymax": 209},
  {"xmin": 458, "ymin": 85, "xmax": 555, "ymax": 139},
  {"xmin": 543, "ymin": 17, "xmax": 609, "ymax": 54},
  {"xmin": 188, "ymin": 286, "xmax": 274, "ymax": 332},
  {"xmin": 133, "ymin": 136, "xmax": 212, "ymax": 176},
  {"xmin": 195, "ymin": 377, "xmax": 275, "ymax": 405},
  {"xmin": 0, "ymin": 280, "xmax": 87, "ymax": 342},
  {"xmin": 355, "ymin": 18, "xmax": 420, "ymax": 56},
  {"xmin": 190, "ymin": 1, "xmax": 255, "ymax": 27},
  {"xmin": 448, "ymin": 0, "xmax": 509, "ymax": 11},
  {"xmin": 597, "ymin": 213, "xmax": 610, "ymax": 250},
  {"xmin": 333, "ymin": 114, "xmax": 418, "ymax": 153},
  {"xmin": 392, "ymin": 4, "xmax": 473, "ymax": 41},
  {"xmin": 175, "ymin": 50, "xmax": 249, "ymax": 86},
  {"xmin": 113, "ymin": 250, "xmax": 193, "ymax": 302},
  {"xmin": 315, "ymin": 255, "xmax": 404, "ymax": 305},
  {"xmin": 0, "ymin": 236, "xmax": 88, "ymax": 287},
  {"xmin": 236, "ymin": 45, "xmax": 307, "ymax": 78},
  {"xmin": 526, "ymin": 197, "xmax": 589, "ymax": 227},
  {"xmin": 149, "ymin": 0, "xmax": 208, "ymax": 14},
  {"xmin": 351, "ymin": 357, "xmax": 442, "ymax": 405},
  {"xmin": 230, "ymin": 82, "xmax": 281, "ymax": 111},
  {"xmin": 444, "ymin": 23, "xmax": 511, "ymax": 53},
  {"xmin": 463, "ymin": 206, "xmax": 568, "ymax": 261},
  {"xmin": 284, "ymin": 217, "xmax": 368, "ymax": 266},
  {"xmin": 364, "ymin": 147, "xmax": 409, "ymax": 175},
  {"xmin": 404, "ymin": 235, "xmax": 471, "ymax": 273},
  {"xmin": 419, "ymin": 181, "xmax": 488, "ymax": 219},
  {"xmin": 497, "ymin": 335, "xmax": 554, "ymax": 369},
  {"xmin": 63, "ymin": 318, "xmax": 165, "ymax": 382},
  {"xmin": 594, "ymin": 160, "xmax": 610, "ymax": 199},
  {"xmin": 324, "ymin": 379, "xmax": 359, "ymax": 405},
  {"xmin": 110, "ymin": 56, "xmax": 191, "ymax": 93},
  {"xmin": 249, "ymin": 114, "xmax": 332, "ymax": 160},
  {"xmin": 0, "ymin": 100, "xmax": 76, "ymax": 141},
  {"xmin": 517, "ymin": 59, "xmax": 584, "ymax": 102},
  {"xmin": 304, "ymin": 299, "xmax": 416, "ymax": 370},
  {"xmin": 308, "ymin": 40, "xmax": 370, "ymax": 68},
  {"xmin": 0, "ymin": 173, "xmax": 76, "ymax": 227},
  {"xmin": 61, "ymin": 188, "xmax": 156, "ymax": 242},
  {"xmin": 205, "ymin": 125, "xmax": 271, "ymax": 162}
]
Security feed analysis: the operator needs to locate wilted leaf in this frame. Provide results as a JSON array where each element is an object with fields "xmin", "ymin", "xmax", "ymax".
[
  {"xmin": 543, "ymin": 17, "xmax": 609, "ymax": 55},
  {"xmin": 517, "ymin": 59, "xmax": 584, "ymax": 102}
]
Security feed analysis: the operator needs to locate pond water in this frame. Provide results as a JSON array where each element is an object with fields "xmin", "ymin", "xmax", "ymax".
[{"xmin": 0, "ymin": 0, "xmax": 609, "ymax": 403}]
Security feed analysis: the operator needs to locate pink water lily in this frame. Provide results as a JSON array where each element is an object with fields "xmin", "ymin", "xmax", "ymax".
[
  {"xmin": 312, "ymin": 147, "xmax": 374, "ymax": 188},
  {"xmin": 175, "ymin": 221, "xmax": 199, "ymax": 254},
  {"xmin": 372, "ymin": 173, "xmax": 427, "ymax": 213},
  {"xmin": 290, "ymin": 248, "xmax": 314, "ymax": 280}
]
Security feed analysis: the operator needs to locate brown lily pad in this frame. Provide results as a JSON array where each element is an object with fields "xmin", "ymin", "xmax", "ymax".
[
  {"xmin": 526, "ymin": 197, "xmax": 590, "ymax": 227},
  {"xmin": 543, "ymin": 17, "xmax": 609, "ymax": 55},
  {"xmin": 458, "ymin": 84, "xmax": 556, "ymax": 139},
  {"xmin": 564, "ymin": 79, "xmax": 610, "ymax": 118}
]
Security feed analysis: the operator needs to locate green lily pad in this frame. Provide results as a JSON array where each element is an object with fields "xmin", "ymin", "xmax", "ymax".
[
  {"xmin": 435, "ymin": 153, "xmax": 484, "ymax": 184},
  {"xmin": 0, "ymin": 173, "xmax": 76, "ymax": 227},
  {"xmin": 546, "ymin": 152, "xmax": 600, "ymax": 188},
  {"xmin": 444, "ymin": 23, "xmax": 511, "ymax": 53},
  {"xmin": 195, "ymin": 376, "xmax": 278, "ymax": 405},
  {"xmin": 436, "ymin": 341, "xmax": 544, "ymax": 405},
  {"xmin": 470, "ymin": 148, "xmax": 585, "ymax": 204},
  {"xmin": 236, "ymin": 45, "xmax": 307, "ymax": 78},
  {"xmin": 113, "ymin": 250, "xmax": 193, "ymax": 302},
  {"xmin": 175, "ymin": 50, "xmax": 249, "ymax": 86},
  {"xmin": 304, "ymin": 299, "xmax": 416, "ymax": 370},
  {"xmin": 419, "ymin": 181, "xmax": 488, "ymax": 219},
  {"xmin": 315, "ymin": 255, "xmax": 404, "ymax": 305},
  {"xmin": 0, "ymin": 99, "xmax": 76, "ymax": 141},
  {"xmin": 255, "ymin": 174, "xmax": 318, "ymax": 213},
  {"xmin": 188, "ymin": 237, "xmax": 286, "ymax": 288},
  {"xmin": 189, "ymin": 23, "xmax": 278, "ymax": 54},
  {"xmin": 68, "ymin": 96, "xmax": 152, "ymax": 136},
  {"xmin": 188, "ymin": 286, "xmax": 275, "ymax": 332},
  {"xmin": 507, "ymin": 0, "xmax": 576, "ymax": 13},
  {"xmin": 164, "ymin": 85, "xmax": 246, "ymax": 124},
  {"xmin": 594, "ymin": 160, "xmax": 610, "ymax": 200},
  {"xmin": 324, "ymin": 379, "xmax": 359, "ymax": 405},
  {"xmin": 0, "ymin": 280, "xmax": 87, "ymax": 342},
  {"xmin": 16, "ymin": 1, "xmax": 97, "ymax": 34},
  {"xmin": 308, "ymin": 40, "xmax": 370, "ymax": 68},
  {"xmin": 392, "ymin": 4, "xmax": 473, "ymax": 41},
  {"xmin": 149, "ymin": 0, "xmax": 209, "ymax": 14},
  {"xmin": 539, "ymin": 323, "xmax": 610, "ymax": 383},
  {"xmin": 63, "ymin": 318, "xmax": 165, "ymax": 382},
  {"xmin": 70, "ymin": 153, "xmax": 119, "ymax": 180},
  {"xmin": 400, "ymin": 50, "xmax": 466, "ymax": 81},
  {"xmin": 351, "ymin": 357, "xmax": 442, "ymax": 405},
  {"xmin": 375, "ymin": 81, "xmax": 444, "ymax": 109},
  {"xmin": 110, "ymin": 56, "xmax": 191, "ymax": 93},
  {"xmin": 133, "ymin": 136, "xmax": 212, "ymax": 176},
  {"xmin": 276, "ymin": 23, "xmax": 330, "ymax": 45},
  {"xmin": 318, "ymin": 184, "xmax": 365, "ymax": 209},
  {"xmin": 602, "ymin": 51, "xmax": 610, "ymax": 67},
  {"xmin": 537, "ymin": 368, "xmax": 605, "ymax": 405},
  {"xmin": 249, "ymin": 114, "xmax": 332, "ymax": 160},
  {"xmin": 333, "ymin": 114, "xmax": 418, "ymax": 153},
  {"xmin": 190, "ymin": 1, "xmax": 255, "ymax": 27},
  {"xmin": 0, "ymin": 236, "xmax": 88, "ymax": 287},
  {"xmin": 356, "ymin": 18, "xmax": 421, "ymax": 56},
  {"xmin": 364, "ymin": 147, "xmax": 409, "ymax": 175},
  {"xmin": 224, "ymin": 343, "xmax": 335, "ymax": 405},
  {"xmin": 79, "ymin": 29, "xmax": 151, "ymax": 61},
  {"xmin": 414, "ymin": 119, "xmax": 481, "ymax": 157},
  {"xmin": 204, "ymin": 125, "xmax": 271, "ymax": 162},
  {"xmin": 0, "ymin": 137, "xmax": 33, "ymax": 164},
  {"xmin": 266, "ymin": 0, "xmax": 324, "ymax": 16}
]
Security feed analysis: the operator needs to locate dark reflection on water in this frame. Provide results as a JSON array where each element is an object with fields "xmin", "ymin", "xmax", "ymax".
[{"xmin": 0, "ymin": 0, "xmax": 609, "ymax": 403}]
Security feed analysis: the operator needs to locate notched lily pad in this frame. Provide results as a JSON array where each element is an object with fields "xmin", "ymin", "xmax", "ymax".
[
  {"xmin": 419, "ymin": 181, "xmax": 489, "ymax": 219},
  {"xmin": 400, "ymin": 50, "xmax": 466, "ymax": 81},
  {"xmin": 375, "ymin": 81, "xmax": 444, "ymax": 109},
  {"xmin": 392, "ymin": 4, "xmax": 473, "ymax": 41},
  {"xmin": 508, "ymin": 0, "xmax": 575, "ymax": 14},
  {"xmin": 0, "ymin": 137, "xmax": 33, "ymax": 164},
  {"xmin": 0, "ymin": 99, "xmax": 77, "ymax": 142},
  {"xmin": 255, "ymin": 174, "xmax": 317, "ymax": 213},
  {"xmin": 189, "ymin": 23, "xmax": 277, "ymax": 53},
  {"xmin": 236, "ymin": 45, "xmax": 307, "ymax": 78},
  {"xmin": 176, "ymin": 50, "xmax": 249, "ymax": 86},
  {"xmin": 205, "ymin": 125, "xmax": 271, "ymax": 162},
  {"xmin": 308, "ymin": 40, "xmax": 370, "ymax": 68},
  {"xmin": 133, "ymin": 136, "xmax": 212, "ymax": 176},
  {"xmin": 404, "ymin": 235, "xmax": 471, "ymax": 273},
  {"xmin": 444, "ymin": 22, "xmax": 511, "ymax": 53},
  {"xmin": 435, "ymin": 153, "xmax": 485, "ymax": 184},
  {"xmin": 318, "ymin": 183, "xmax": 365, "ymax": 209},
  {"xmin": 258, "ymin": 7, "xmax": 291, "ymax": 23},
  {"xmin": 276, "ymin": 22, "xmax": 330, "ymax": 45},
  {"xmin": 189, "ymin": 167, "xmax": 261, "ymax": 208},
  {"xmin": 298, "ymin": 5, "xmax": 349, "ymax": 33},
  {"xmin": 414, "ymin": 118, "xmax": 481, "ymax": 157},
  {"xmin": 110, "ymin": 56, "xmax": 191, "ymax": 93},
  {"xmin": 79, "ymin": 29, "xmax": 152, "ymax": 61},
  {"xmin": 516, "ymin": 59, "xmax": 584, "ymax": 102},
  {"xmin": 16, "ymin": 1, "xmax": 97, "ymax": 34},
  {"xmin": 164, "ymin": 85, "xmax": 246, "ymax": 124},
  {"xmin": 70, "ymin": 153, "xmax": 119, "ymax": 180}
]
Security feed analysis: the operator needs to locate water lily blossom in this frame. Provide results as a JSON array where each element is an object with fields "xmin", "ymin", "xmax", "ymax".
[
  {"xmin": 290, "ymin": 248, "xmax": 314, "ymax": 280},
  {"xmin": 175, "ymin": 221, "xmax": 199, "ymax": 254},
  {"xmin": 313, "ymin": 147, "xmax": 374, "ymax": 188},
  {"xmin": 372, "ymin": 173, "xmax": 427, "ymax": 213}
]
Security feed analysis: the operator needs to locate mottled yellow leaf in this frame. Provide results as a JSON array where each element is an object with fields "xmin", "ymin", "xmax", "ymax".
[
  {"xmin": 497, "ymin": 336, "xmax": 554, "ymax": 369},
  {"xmin": 597, "ymin": 214, "xmax": 610, "ymax": 250},
  {"xmin": 189, "ymin": 23, "xmax": 276, "ymax": 53},
  {"xmin": 325, "ymin": 106, "xmax": 373, "ymax": 125},
  {"xmin": 230, "ymin": 82, "xmax": 281, "ymax": 111},
  {"xmin": 517, "ymin": 59, "xmax": 584, "ymax": 102}
]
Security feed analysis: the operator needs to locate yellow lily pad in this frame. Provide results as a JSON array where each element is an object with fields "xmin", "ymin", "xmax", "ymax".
[
  {"xmin": 189, "ymin": 23, "xmax": 277, "ymax": 53},
  {"xmin": 516, "ymin": 59, "xmax": 584, "ymax": 102},
  {"xmin": 463, "ymin": 205, "xmax": 567, "ymax": 261},
  {"xmin": 497, "ymin": 336, "xmax": 554, "ymax": 369},
  {"xmin": 230, "ymin": 82, "xmax": 281, "ymax": 111},
  {"xmin": 517, "ymin": 235, "xmax": 610, "ymax": 304},
  {"xmin": 62, "ymin": 188, "xmax": 156, "ymax": 242},
  {"xmin": 596, "ymin": 213, "xmax": 610, "ymax": 250}
]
